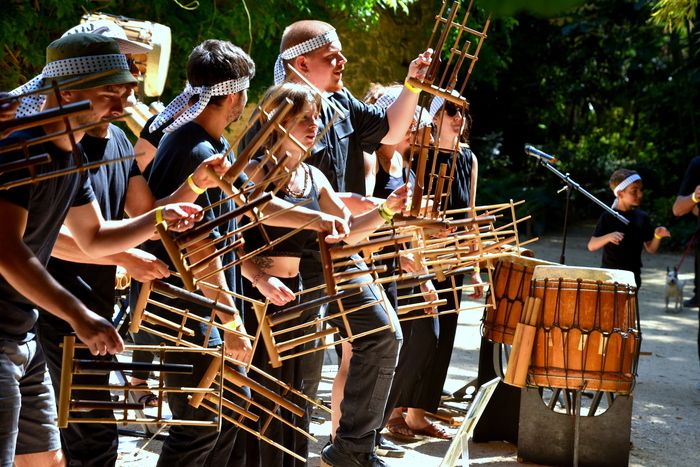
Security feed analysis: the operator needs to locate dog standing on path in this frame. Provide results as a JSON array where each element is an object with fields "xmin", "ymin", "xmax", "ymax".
[{"xmin": 665, "ymin": 266, "xmax": 685, "ymax": 313}]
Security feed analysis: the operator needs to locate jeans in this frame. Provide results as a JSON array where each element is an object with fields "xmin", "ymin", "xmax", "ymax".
[{"xmin": 303, "ymin": 252, "xmax": 402, "ymax": 453}]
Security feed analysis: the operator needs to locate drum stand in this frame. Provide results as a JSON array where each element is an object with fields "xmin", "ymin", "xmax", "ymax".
[{"xmin": 518, "ymin": 387, "xmax": 633, "ymax": 467}]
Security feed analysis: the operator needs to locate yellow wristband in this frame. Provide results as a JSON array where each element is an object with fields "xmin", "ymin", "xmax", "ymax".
[
  {"xmin": 654, "ymin": 233, "xmax": 663, "ymax": 240},
  {"xmin": 378, "ymin": 202, "xmax": 395, "ymax": 223},
  {"xmin": 154, "ymin": 206, "xmax": 164, "ymax": 226},
  {"xmin": 187, "ymin": 174, "xmax": 206, "ymax": 195},
  {"xmin": 222, "ymin": 315, "xmax": 243, "ymax": 331},
  {"xmin": 404, "ymin": 79, "xmax": 421, "ymax": 95},
  {"xmin": 692, "ymin": 192, "xmax": 699, "ymax": 203},
  {"xmin": 473, "ymin": 266, "xmax": 480, "ymax": 274}
]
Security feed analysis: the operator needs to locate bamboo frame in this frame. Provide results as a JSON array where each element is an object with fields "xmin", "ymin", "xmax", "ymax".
[{"xmin": 57, "ymin": 336, "xmax": 225, "ymax": 429}]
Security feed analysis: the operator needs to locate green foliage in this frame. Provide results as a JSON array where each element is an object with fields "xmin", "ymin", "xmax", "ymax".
[
  {"xmin": 0, "ymin": 0, "xmax": 417, "ymax": 99},
  {"xmin": 467, "ymin": 0, "xmax": 700, "ymax": 249},
  {"xmin": 651, "ymin": 0, "xmax": 698, "ymax": 33},
  {"xmin": 478, "ymin": 0, "xmax": 587, "ymax": 16}
]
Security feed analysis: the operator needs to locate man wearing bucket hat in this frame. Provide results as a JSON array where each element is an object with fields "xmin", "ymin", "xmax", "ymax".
[
  {"xmin": 27, "ymin": 23, "xmax": 228, "ymax": 467},
  {"xmin": 0, "ymin": 33, "xmax": 202, "ymax": 466}
]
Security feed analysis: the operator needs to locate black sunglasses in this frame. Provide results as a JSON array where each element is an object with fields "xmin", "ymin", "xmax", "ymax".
[{"xmin": 443, "ymin": 101, "xmax": 462, "ymax": 117}]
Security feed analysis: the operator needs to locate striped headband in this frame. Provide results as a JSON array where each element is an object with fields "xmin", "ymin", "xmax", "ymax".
[
  {"xmin": 429, "ymin": 96, "xmax": 445, "ymax": 118},
  {"xmin": 10, "ymin": 54, "xmax": 129, "ymax": 118},
  {"xmin": 374, "ymin": 88, "xmax": 431, "ymax": 130},
  {"xmin": 149, "ymin": 76, "xmax": 250, "ymax": 134},
  {"xmin": 273, "ymin": 29, "xmax": 339, "ymax": 85},
  {"xmin": 611, "ymin": 173, "xmax": 641, "ymax": 208}
]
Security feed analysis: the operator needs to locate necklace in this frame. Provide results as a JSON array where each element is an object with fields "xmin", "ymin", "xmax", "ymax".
[{"xmin": 284, "ymin": 163, "xmax": 309, "ymax": 198}]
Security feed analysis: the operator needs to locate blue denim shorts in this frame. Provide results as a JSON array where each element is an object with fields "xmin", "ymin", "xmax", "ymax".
[{"xmin": 0, "ymin": 337, "xmax": 61, "ymax": 463}]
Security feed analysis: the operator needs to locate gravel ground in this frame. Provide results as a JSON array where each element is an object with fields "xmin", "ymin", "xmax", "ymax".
[{"xmin": 116, "ymin": 224, "xmax": 700, "ymax": 466}]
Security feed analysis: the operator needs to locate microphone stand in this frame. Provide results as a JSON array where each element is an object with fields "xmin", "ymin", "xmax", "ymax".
[{"xmin": 535, "ymin": 159, "xmax": 629, "ymax": 265}]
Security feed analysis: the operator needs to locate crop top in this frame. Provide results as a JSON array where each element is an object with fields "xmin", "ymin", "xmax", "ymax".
[{"xmin": 242, "ymin": 164, "xmax": 322, "ymax": 257}]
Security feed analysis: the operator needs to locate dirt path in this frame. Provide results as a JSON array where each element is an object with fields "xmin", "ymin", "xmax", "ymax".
[
  {"xmin": 464, "ymin": 224, "xmax": 700, "ymax": 467},
  {"xmin": 117, "ymin": 224, "xmax": 700, "ymax": 466}
]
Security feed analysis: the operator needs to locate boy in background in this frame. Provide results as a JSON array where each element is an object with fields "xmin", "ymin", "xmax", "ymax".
[{"xmin": 588, "ymin": 168, "xmax": 670, "ymax": 288}]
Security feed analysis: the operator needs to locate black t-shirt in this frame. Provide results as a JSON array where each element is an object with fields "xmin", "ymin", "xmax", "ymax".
[
  {"xmin": 142, "ymin": 122, "xmax": 239, "ymax": 345},
  {"xmin": 593, "ymin": 208, "xmax": 655, "ymax": 279},
  {"xmin": 0, "ymin": 127, "xmax": 95, "ymax": 341},
  {"xmin": 313, "ymin": 88, "xmax": 389, "ymax": 194},
  {"xmin": 45, "ymin": 124, "xmax": 139, "ymax": 323}
]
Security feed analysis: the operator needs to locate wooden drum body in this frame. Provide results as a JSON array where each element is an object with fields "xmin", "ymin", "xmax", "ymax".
[
  {"xmin": 528, "ymin": 266, "xmax": 641, "ymax": 394},
  {"xmin": 483, "ymin": 255, "xmax": 553, "ymax": 345}
]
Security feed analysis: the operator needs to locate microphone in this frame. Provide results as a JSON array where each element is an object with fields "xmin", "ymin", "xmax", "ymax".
[{"xmin": 525, "ymin": 145, "xmax": 558, "ymax": 164}]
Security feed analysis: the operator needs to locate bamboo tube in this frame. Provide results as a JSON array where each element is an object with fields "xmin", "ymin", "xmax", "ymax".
[
  {"xmin": 276, "ymin": 327, "xmax": 338, "ymax": 353},
  {"xmin": 221, "ymin": 366, "xmax": 304, "ymax": 417},
  {"xmin": 0, "ymin": 100, "xmax": 92, "ymax": 138},
  {"xmin": 142, "ymin": 309, "xmax": 196, "ymax": 337},
  {"xmin": 189, "ymin": 358, "xmax": 226, "ymax": 408},
  {"xmin": 201, "ymin": 392, "xmax": 258, "ymax": 422},
  {"xmin": 72, "ymin": 360, "xmax": 192, "ymax": 375},
  {"xmin": 129, "ymin": 281, "xmax": 153, "ymax": 332},
  {"xmin": 397, "ymin": 299, "xmax": 448, "ymax": 315},
  {"xmin": 70, "ymin": 400, "xmax": 144, "ymax": 412},
  {"xmin": 267, "ymin": 289, "xmax": 360, "ymax": 327},
  {"xmin": 57, "ymin": 336, "xmax": 76, "ymax": 428}
]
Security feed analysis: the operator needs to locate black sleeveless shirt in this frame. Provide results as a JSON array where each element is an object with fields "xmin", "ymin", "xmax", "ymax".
[{"xmin": 242, "ymin": 164, "xmax": 322, "ymax": 257}]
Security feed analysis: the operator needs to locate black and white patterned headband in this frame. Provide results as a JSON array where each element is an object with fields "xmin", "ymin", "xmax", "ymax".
[
  {"xmin": 273, "ymin": 29, "xmax": 339, "ymax": 85},
  {"xmin": 149, "ymin": 76, "xmax": 250, "ymax": 134},
  {"xmin": 10, "ymin": 54, "xmax": 129, "ymax": 118}
]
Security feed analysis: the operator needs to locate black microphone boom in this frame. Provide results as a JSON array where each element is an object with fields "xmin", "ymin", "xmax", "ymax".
[{"xmin": 525, "ymin": 145, "xmax": 558, "ymax": 164}]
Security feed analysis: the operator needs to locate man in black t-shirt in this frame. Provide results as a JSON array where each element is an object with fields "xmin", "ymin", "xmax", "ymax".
[
  {"xmin": 673, "ymin": 156, "xmax": 700, "ymax": 376},
  {"xmin": 267, "ymin": 19, "xmax": 433, "ymax": 465},
  {"xmin": 0, "ymin": 34, "xmax": 200, "ymax": 466}
]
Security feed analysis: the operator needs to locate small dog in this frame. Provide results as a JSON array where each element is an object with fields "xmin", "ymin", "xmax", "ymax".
[{"xmin": 665, "ymin": 266, "xmax": 685, "ymax": 313}]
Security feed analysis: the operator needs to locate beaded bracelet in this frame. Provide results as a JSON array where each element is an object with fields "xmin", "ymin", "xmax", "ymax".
[{"xmin": 187, "ymin": 174, "xmax": 207, "ymax": 195}]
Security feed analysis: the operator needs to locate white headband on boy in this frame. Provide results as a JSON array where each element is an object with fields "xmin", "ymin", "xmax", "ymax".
[
  {"xmin": 273, "ymin": 29, "xmax": 339, "ymax": 85},
  {"xmin": 611, "ymin": 173, "xmax": 641, "ymax": 208},
  {"xmin": 613, "ymin": 174, "xmax": 641, "ymax": 195},
  {"xmin": 10, "ymin": 54, "xmax": 129, "ymax": 118},
  {"xmin": 149, "ymin": 76, "xmax": 250, "ymax": 134}
]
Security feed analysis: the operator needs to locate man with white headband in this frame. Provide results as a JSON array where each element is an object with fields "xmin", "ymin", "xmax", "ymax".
[
  {"xmin": 142, "ymin": 39, "xmax": 348, "ymax": 467},
  {"xmin": 264, "ymin": 20, "xmax": 431, "ymax": 467},
  {"xmin": 674, "ymin": 157, "xmax": 700, "ymax": 384},
  {"xmin": 588, "ymin": 168, "xmax": 670, "ymax": 288},
  {"xmin": 0, "ymin": 33, "xmax": 203, "ymax": 466}
]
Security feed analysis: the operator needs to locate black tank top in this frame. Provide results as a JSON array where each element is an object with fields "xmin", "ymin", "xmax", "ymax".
[
  {"xmin": 242, "ymin": 164, "xmax": 322, "ymax": 257},
  {"xmin": 373, "ymin": 161, "xmax": 414, "ymax": 199}
]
